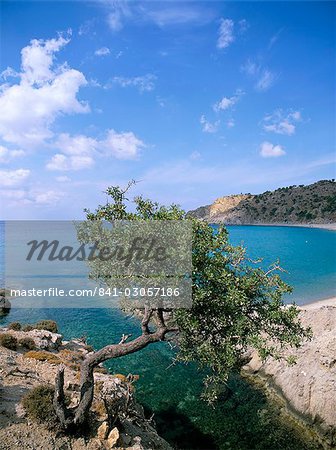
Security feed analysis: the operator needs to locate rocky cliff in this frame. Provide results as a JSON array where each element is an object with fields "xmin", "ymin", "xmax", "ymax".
[
  {"xmin": 243, "ymin": 302, "xmax": 336, "ymax": 449},
  {"xmin": 0, "ymin": 327, "xmax": 172, "ymax": 450},
  {"xmin": 188, "ymin": 180, "xmax": 336, "ymax": 225}
]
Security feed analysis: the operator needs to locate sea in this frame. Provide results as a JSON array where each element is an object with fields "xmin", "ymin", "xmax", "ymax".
[{"xmin": 1, "ymin": 222, "xmax": 335, "ymax": 450}]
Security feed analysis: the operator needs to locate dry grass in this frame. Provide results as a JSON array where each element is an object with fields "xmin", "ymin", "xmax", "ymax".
[{"xmin": 24, "ymin": 350, "xmax": 61, "ymax": 364}]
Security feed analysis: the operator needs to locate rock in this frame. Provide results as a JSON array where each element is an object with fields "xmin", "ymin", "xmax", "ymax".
[
  {"xmin": 27, "ymin": 329, "xmax": 62, "ymax": 350},
  {"xmin": 97, "ymin": 421, "xmax": 109, "ymax": 440},
  {"xmin": 243, "ymin": 305, "xmax": 336, "ymax": 447},
  {"xmin": 86, "ymin": 438, "xmax": 105, "ymax": 450},
  {"xmin": 15, "ymin": 403, "xmax": 26, "ymax": 418},
  {"xmin": 106, "ymin": 427, "xmax": 119, "ymax": 449},
  {"xmin": 0, "ymin": 329, "xmax": 62, "ymax": 350},
  {"xmin": 71, "ymin": 438, "xmax": 86, "ymax": 450},
  {"xmin": 65, "ymin": 381, "xmax": 80, "ymax": 391},
  {"xmin": 187, "ymin": 180, "xmax": 336, "ymax": 225},
  {"xmin": 119, "ymin": 434, "xmax": 132, "ymax": 446},
  {"xmin": 0, "ymin": 296, "xmax": 11, "ymax": 315}
]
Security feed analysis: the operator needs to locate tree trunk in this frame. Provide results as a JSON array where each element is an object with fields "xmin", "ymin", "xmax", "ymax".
[{"xmin": 54, "ymin": 324, "xmax": 170, "ymax": 429}]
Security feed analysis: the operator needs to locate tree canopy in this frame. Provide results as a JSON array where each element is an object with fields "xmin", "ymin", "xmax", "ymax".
[
  {"xmin": 83, "ymin": 181, "xmax": 310, "ymax": 402},
  {"xmin": 54, "ymin": 182, "xmax": 310, "ymax": 428}
]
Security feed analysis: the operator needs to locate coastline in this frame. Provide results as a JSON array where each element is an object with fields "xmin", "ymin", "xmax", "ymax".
[
  {"xmin": 299, "ymin": 296, "xmax": 336, "ymax": 310},
  {"xmin": 223, "ymin": 222, "xmax": 336, "ymax": 231}
]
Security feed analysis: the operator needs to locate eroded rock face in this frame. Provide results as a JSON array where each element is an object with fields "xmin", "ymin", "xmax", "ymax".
[
  {"xmin": 188, "ymin": 180, "xmax": 336, "ymax": 225},
  {"xmin": 243, "ymin": 305, "xmax": 336, "ymax": 447}
]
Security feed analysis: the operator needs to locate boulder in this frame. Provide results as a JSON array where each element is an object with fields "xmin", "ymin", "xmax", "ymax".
[
  {"xmin": 0, "ymin": 328, "xmax": 62, "ymax": 350},
  {"xmin": 97, "ymin": 421, "xmax": 109, "ymax": 440},
  {"xmin": 0, "ymin": 296, "xmax": 11, "ymax": 315},
  {"xmin": 106, "ymin": 427, "xmax": 120, "ymax": 449}
]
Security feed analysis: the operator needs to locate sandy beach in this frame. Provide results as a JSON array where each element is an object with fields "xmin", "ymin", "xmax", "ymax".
[
  {"xmin": 297, "ymin": 223, "xmax": 336, "ymax": 231},
  {"xmin": 300, "ymin": 296, "xmax": 336, "ymax": 310}
]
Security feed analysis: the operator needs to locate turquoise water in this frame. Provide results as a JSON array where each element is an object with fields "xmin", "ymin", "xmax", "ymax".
[
  {"xmin": 1, "ymin": 224, "xmax": 334, "ymax": 449},
  {"xmin": 225, "ymin": 225, "xmax": 336, "ymax": 304}
]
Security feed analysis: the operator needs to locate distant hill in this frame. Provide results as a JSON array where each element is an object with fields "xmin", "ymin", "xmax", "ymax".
[{"xmin": 188, "ymin": 180, "xmax": 336, "ymax": 224}]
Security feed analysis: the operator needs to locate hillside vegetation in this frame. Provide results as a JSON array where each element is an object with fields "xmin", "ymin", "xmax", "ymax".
[{"xmin": 188, "ymin": 180, "xmax": 336, "ymax": 224}]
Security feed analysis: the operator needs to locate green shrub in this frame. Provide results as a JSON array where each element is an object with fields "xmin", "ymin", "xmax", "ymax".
[
  {"xmin": 22, "ymin": 324, "xmax": 34, "ymax": 332},
  {"xmin": 0, "ymin": 333, "xmax": 18, "ymax": 350},
  {"xmin": 8, "ymin": 322, "xmax": 21, "ymax": 331},
  {"xmin": 22, "ymin": 385, "xmax": 57, "ymax": 427},
  {"xmin": 19, "ymin": 337, "xmax": 36, "ymax": 350},
  {"xmin": 22, "ymin": 384, "xmax": 70, "ymax": 428},
  {"xmin": 34, "ymin": 320, "xmax": 58, "ymax": 333}
]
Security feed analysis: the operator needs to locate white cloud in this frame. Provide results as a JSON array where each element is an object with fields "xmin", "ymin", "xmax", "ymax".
[
  {"xmin": 213, "ymin": 90, "xmax": 243, "ymax": 112},
  {"xmin": 255, "ymin": 69, "xmax": 276, "ymax": 92},
  {"xmin": 242, "ymin": 59, "xmax": 277, "ymax": 92},
  {"xmin": 56, "ymin": 133, "xmax": 97, "ymax": 156},
  {"xmin": 47, "ymin": 133, "xmax": 97, "ymax": 170},
  {"xmin": 1, "ymin": 188, "xmax": 64, "ymax": 206},
  {"xmin": 189, "ymin": 151, "xmax": 201, "ymax": 160},
  {"xmin": 200, "ymin": 115, "xmax": 220, "ymax": 133},
  {"xmin": 262, "ymin": 109, "xmax": 302, "ymax": 135},
  {"xmin": 145, "ymin": 6, "xmax": 214, "ymax": 27},
  {"xmin": 103, "ymin": 129, "xmax": 145, "ymax": 160},
  {"xmin": 260, "ymin": 141, "xmax": 286, "ymax": 158},
  {"xmin": 46, "ymin": 153, "xmax": 94, "ymax": 171},
  {"xmin": 0, "ymin": 145, "xmax": 25, "ymax": 163},
  {"xmin": 0, "ymin": 35, "xmax": 89, "ymax": 147},
  {"xmin": 238, "ymin": 19, "xmax": 249, "ymax": 33},
  {"xmin": 106, "ymin": 1, "xmax": 131, "ymax": 31},
  {"xmin": 268, "ymin": 28, "xmax": 284, "ymax": 50},
  {"xmin": 0, "ymin": 189, "xmax": 26, "ymax": 200},
  {"xmin": 95, "ymin": 47, "xmax": 111, "ymax": 57},
  {"xmin": 1, "ymin": 67, "xmax": 19, "ymax": 81},
  {"xmin": 78, "ymin": 19, "xmax": 96, "ymax": 36},
  {"xmin": 241, "ymin": 59, "xmax": 259, "ymax": 76},
  {"xmin": 105, "ymin": 3, "xmax": 214, "ymax": 30},
  {"xmin": 110, "ymin": 74, "xmax": 156, "ymax": 93},
  {"xmin": 214, "ymin": 97, "xmax": 235, "ymax": 111},
  {"xmin": 10, "ymin": 149, "xmax": 25, "ymax": 158},
  {"xmin": 227, "ymin": 119, "xmax": 235, "ymax": 128},
  {"xmin": 21, "ymin": 35, "xmax": 70, "ymax": 85},
  {"xmin": 32, "ymin": 190, "xmax": 64, "ymax": 205},
  {"xmin": 56, "ymin": 175, "xmax": 71, "ymax": 182},
  {"xmin": 217, "ymin": 19, "xmax": 234, "ymax": 49},
  {"xmin": 0, "ymin": 168, "xmax": 30, "ymax": 186},
  {"xmin": 107, "ymin": 11, "xmax": 124, "ymax": 31},
  {"xmin": 46, "ymin": 129, "xmax": 145, "ymax": 170},
  {"xmin": 290, "ymin": 111, "xmax": 301, "ymax": 121}
]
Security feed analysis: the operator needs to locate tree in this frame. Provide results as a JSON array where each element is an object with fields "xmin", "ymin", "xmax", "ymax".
[{"xmin": 54, "ymin": 181, "xmax": 310, "ymax": 429}]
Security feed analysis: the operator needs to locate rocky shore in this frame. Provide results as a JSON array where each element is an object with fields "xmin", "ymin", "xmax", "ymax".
[
  {"xmin": 0, "ymin": 290, "xmax": 11, "ymax": 316},
  {"xmin": 243, "ymin": 300, "xmax": 336, "ymax": 449},
  {"xmin": 0, "ymin": 326, "xmax": 172, "ymax": 450}
]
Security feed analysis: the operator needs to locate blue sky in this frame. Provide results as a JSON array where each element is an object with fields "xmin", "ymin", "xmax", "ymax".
[{"xmin": 0, "ymin": 1, "xmax": 335, "ymax": 219}]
